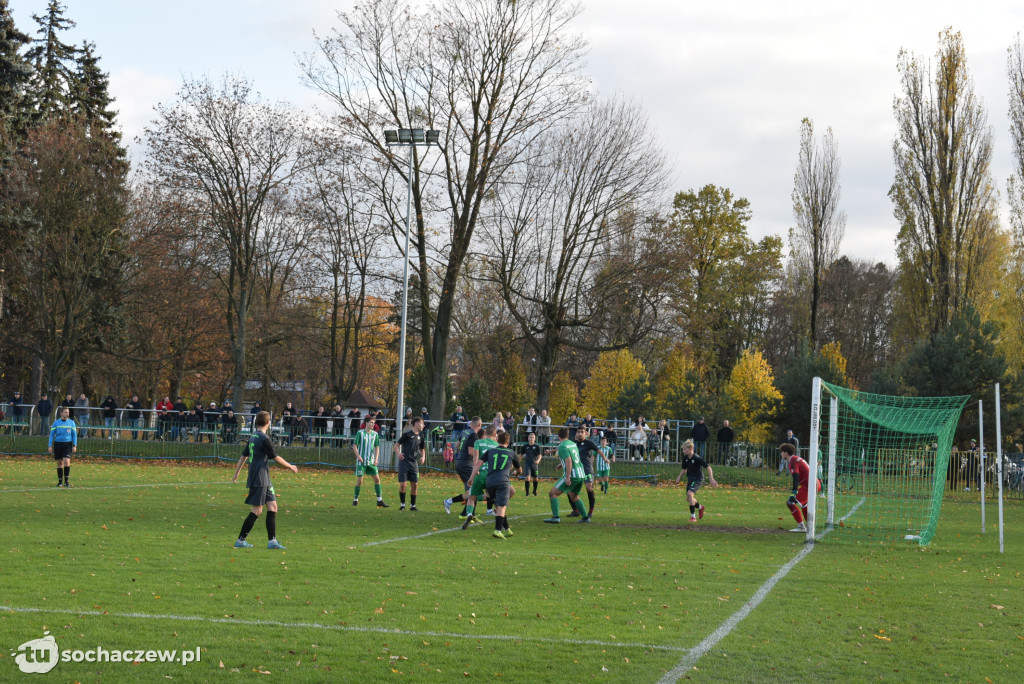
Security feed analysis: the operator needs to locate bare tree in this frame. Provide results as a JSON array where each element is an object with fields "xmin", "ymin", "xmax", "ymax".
[
  {"xmin": 482, "ymin": 97, "xmax": 669, "ymax": 409},
  {"xmin": 890, "ymin": 28, "xmax": 1001, "ymax": 338},
  {"xmin": 791, "ymin": 117, "xmax": 845, "ymax": 349},
  {"xmin": 297, "ymin": 130, "xmax": 391, "ymax": 401},
  {"xmin": 1005, "ymin": 36, "xmax": 1024, "ymax": 362},
  {"xmin": 301, "ymin": 0, "xmax": 589, "ymax": 419},
  {"xmin": 143, "ymin": 75, "xmax": 316, "ymax": 408}
]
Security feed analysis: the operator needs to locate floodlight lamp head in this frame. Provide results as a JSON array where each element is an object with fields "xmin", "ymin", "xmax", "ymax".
[
  {"xmin": 384, "ymin": 129, "xmax": 399, "ymax": 144},
  {"xmin": 412, "ymin": 128, "xmax": 425, "ymax": 143},
  {"xmin": 398, "ymin": 128, "xmax": 413, "ymax": 143},
  {"xmin": 426, "ymin": 129, "xmax": 440, "ymax": 145}
]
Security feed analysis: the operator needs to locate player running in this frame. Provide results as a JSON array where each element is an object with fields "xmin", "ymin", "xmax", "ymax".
[
  {"xmin": 596, "ymin": 436, "xmax": 614, "ymax": 493},
  {"xmin": 675, "ymin": 438, "xmax": 718, "ymax": 522},
  {"xmin": 232, "ymin": 411, "xmax": 298, "ymax": 549},
  {"xmin": 352, "ymin": 416, "xmax": 388, "ymax": 508},
  {"xmin": 779, "ymin": 442, "xmax": 820, "ymax": 532},
  {"xmin": 544, "ymin": 427, "xmax": 590, "ymax": 524},
  {"xmin": 482, "ymin": 431, "xmax": 521, "ymax": 539}
]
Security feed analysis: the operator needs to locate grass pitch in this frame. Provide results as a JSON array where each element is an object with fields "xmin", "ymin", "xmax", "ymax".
[{"xmin": 0, "ymin": 456, "xmax": 1021, "ymax": 682}]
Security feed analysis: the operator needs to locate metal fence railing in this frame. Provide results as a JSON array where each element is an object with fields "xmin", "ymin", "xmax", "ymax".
[{"xmin": 2, "ymin": 403, "xmax": 1018, "ymax": 497}]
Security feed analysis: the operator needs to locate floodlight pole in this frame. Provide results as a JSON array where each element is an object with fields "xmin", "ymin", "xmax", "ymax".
[{"xmin": 384, "ymin": 128, "xmax": 440, "ymax": 440}]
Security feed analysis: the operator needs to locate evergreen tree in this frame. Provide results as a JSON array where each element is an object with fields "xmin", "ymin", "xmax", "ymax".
[
  {"xmin": 0, "ymin": 0, "xmax": 32, "ymax": 133},
  {"xmin": 25, "ymin": 0, "xmax": 78, "ymax": 120},
  {"xmin": 72, "ymin": 41, "xmax": 122, "ymax": 151}
]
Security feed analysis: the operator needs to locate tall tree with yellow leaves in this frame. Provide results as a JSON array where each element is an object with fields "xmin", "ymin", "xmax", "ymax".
[{"xmin": 722, "ymin": 349, "xmax": 782, "ymax": 444}]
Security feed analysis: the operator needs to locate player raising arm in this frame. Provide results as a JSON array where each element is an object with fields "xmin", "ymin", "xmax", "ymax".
[
  {"xmin": 232, "ymin": 410, "xmax": 298, "ymax": 550},
  {"xmin": 675, "ymin": 438, "xmax": 717, "ymax": 522}
]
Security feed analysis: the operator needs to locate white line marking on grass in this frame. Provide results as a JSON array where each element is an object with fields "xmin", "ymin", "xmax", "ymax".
[
  {"xmin": 0, "ymin": 605, "xmax": 686, "ymax": 652},
  {"xmin": 361, "ymin": 513, "xmax": 548, "ymax": 547},
  {"xmin": 0, "ymin": 481, "xmax": 228, "ymax": 494},
  {"xmin": 658, "ymin": 498, "xmax": 866, "ymax": 683}
]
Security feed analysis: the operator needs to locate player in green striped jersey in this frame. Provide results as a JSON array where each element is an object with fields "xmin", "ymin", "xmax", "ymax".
[
  {"xmin": 544, "ymin": 427, "xmax": 590, "ymax": 524},
  {"xmin": 596, "ymin": 436, "xmax": 614, "ymax": 493},
  {"xmin": 352, "ymin": 417, "xmax": 388, "ymax": 507},
  {"xmin": 461, "ymin": 425, "xmax": 501, "ymax": 529}
]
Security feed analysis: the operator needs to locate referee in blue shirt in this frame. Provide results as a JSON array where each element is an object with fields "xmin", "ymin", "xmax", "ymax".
[{"xmin": 48, "ymin": 406, "xmax": 78, "ymax": 487}]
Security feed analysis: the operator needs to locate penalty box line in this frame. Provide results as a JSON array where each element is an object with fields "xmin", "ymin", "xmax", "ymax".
[
  {"xmin": 657, "ymin": 498, "xmax": 867, "ymax": 684},
  {"xmin": 0, "ymin": 481, "xmax": 230, "ymax": 494},
  {"xmin": 361, "ymin": 513, "xmax": 549, "ymax": 547},
  {"xmin": 0, "ymin": 604, "xmax": 686, "ymax": 653}
]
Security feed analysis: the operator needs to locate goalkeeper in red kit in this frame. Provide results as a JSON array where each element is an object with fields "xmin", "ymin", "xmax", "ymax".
[{"xmin": 779, "ymin": 442, "xmax": 820, "ymax": 533}]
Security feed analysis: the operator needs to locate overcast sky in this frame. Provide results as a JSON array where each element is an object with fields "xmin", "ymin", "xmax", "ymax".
[{"xmin": 12, "ymin": 0, "xmax": 1024, "ymax": 263}]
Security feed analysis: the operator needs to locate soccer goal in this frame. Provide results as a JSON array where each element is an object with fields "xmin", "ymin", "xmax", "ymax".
[{"xmin": 806, "ymin": 377, "xmax": 970, "ymax": 545}]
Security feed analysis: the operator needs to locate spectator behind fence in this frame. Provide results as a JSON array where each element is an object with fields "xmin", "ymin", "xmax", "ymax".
[
  {"xmin": 582, "ymin": 413, "xmax": 596, "ymax": 429},
  {"xmin": 346, "ymin": 407, "xmax": 361, "ymax": 437},
  {"xmin": 281, "ymin": 402, "xmax": 298, "ymax": 445},
  {"xmin": 331, "ymin": 405, "xmax": 346, "ymax": 444},
  {"xmin": 450, "ymin": 405, "xmax": 467, "ymax": 433},
  {"xmin": 522, "ymin": 407, "xmax": 537, "ymax": 437},
  {"xmin": 9, "ymin": 390, "xmax": 24, "ymax": 432},
  {"xmin": 221, "ymin": 408, "xmax": 241, "ymax": 443},
  {"xmin": 536, "ymin": 409, "xmax": 551, "ymax": 440},
  {"xmin": 100, "ymin": 395, "xmax": 118, "ymax": 438},
  {"xmin": 566, "ymin": 413, "xmax": 580, "ymax": 430},
  {"xmin": 311, "ymin": 406, "xmax": 328, "ymax": 443},
  {"xmin": 205, "ymin": 402, "xmax": 221, "ymax": 442},
  {"xmin": 604, "ymin": 423, "xmax": 618, "ymax": 448},
  {"xmin": 655, "ymin": 419, "xmax": 671, "ymax": 461},
  {"xmin": 717, "ymin": 419, "xmax": 734, "ymax": 463},
  {"xmin": 629, "ymin": 421, "xmax": 647, "ymax": 460},
  {"xmin": 74, "ymin": 393, "xmax": 90, "ymax": 437},
  {"xmin": 503, "ymin": 412, "xmax": 515, "ymax": 434},
  {"xmin": 126, "ymin": 395, "xmax": 143, "ymax": 440},
  {"xmin": 37, "ymin": 392, "xmax": 53, "ymax": 436},
  {"xmin": 691, "ymin": 416, "xmax": 710, "ymax": 458},
  {"xmin": 780, "ymin": 429, "xmax": 800, "ymax": 473}
]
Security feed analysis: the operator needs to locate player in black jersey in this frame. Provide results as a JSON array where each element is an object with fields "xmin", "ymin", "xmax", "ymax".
[
  {"xmin": 521, "ymin": 431, "xmax": 542, "ymax": 496},
  {"xmin": 444, "ymin": 417, "xmax": 483, "ymax": 516},
  {"xmin": 232, "ymin": 411, "xmax": 298, "ymax": 549},
  {"xmin": 675, "ymin": 438, "xmax": 718, "ymax": 522},
  {"xmin": 482, "ymin": 431, "xmax": 521, "ymax": 539},
  {"xmin": 570, "ymin": 426, "xmax": 600, "ymax": 517}
]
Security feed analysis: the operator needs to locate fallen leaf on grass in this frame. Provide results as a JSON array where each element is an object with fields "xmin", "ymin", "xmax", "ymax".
[
  {"xmin": 218, "ymin": 661, "xmax": 224, "ymax": 669},
  {"xmin": 873, "ymin": 634, "xmax": 891, "ymax": 641},
  {"xmin": 990, "ymin": 604, "xmax": 1004, "ymax": 610}
]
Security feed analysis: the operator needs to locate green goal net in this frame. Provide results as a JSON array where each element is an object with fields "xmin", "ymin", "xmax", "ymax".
[{"xmin": 807, "ymin": 378, "xmax": 970, "ymax": 545}]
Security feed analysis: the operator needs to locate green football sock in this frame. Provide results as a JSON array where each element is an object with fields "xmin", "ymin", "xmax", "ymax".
[
  {"xmin": 550, "ymin": 497, "xmax": 559, "ymax": 517},
  {"xmin": 466, "ymin": 504, "xmax": 475, "ymax": 517},
  {"xmin": 575, "ymin": 498, "xmax": 588, "ymax": 517},
  {"xmin": 354, "ymin": 486, "xmax": 361, "ymax": 499},
  {"xmin": 374, "ymin": 484, "xmax": 382, "ymax": 499}
]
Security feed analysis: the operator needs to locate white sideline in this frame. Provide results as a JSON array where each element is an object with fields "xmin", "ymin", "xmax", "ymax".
[
  {"xmin": 361, "ymin": 513, "xmax": 548, "ymax": 547},
  {"xmin": 0, "ymin": 481, "xmax": 227, "ymax": 494},
  {"xmin": 657, "ymin": 498, "xmax": 866, "ymax": 683},
  {"xmin": 0, "ymin": 604, "xmax": 686, "ymax": 652}
]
